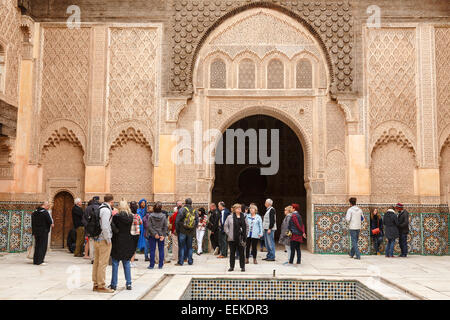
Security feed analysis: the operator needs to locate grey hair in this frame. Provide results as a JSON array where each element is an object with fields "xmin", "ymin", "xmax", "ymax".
[
  {"xmin": 265, "ymin": 198, "xmax": 273, "ymax": 205},
  {"xmin": 74, "ymin": 198, "xmax": 82, "ymax": 205}
]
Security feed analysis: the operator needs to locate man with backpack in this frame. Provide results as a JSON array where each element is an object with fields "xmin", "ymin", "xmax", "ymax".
[
  {"xmin": 91, "ymin": 194, "xmax": 115, "ymax": 293},
  {"xmin": 84, "ymin": 196, "xmax": 100, "ymax": 263},
  {"xmin": 175, "ymin": 198, "xmax": 198, "ymax": 266}
]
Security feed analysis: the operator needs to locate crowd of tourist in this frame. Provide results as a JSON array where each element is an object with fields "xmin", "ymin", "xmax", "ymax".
[{"xmin": 29, "ymin": 195, "xmax": 409, "ymax": 293}]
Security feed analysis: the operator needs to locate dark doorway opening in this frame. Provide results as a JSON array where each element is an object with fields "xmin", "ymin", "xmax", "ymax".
[
  {"xmin": 212, "ymin": 115, "xmax": 307, "ymax": 242},
  {"xmin": 51, "ymin": 191, "xmax": 74, "ymax": 248}
]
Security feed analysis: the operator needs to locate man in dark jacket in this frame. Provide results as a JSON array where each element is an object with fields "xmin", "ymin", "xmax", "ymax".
[
  {"xmin": 84, "ymin": 196, "xmax": 100, "ymax": 263},
  {"xmin": 207, "ymin": 203, "xmax": 220, "ymax": 255},
  {"xmin": 175, "ymin": 198, "xmax": 198, "ymax": 266},
  {"xmin": 217, "ymin": 201, "xmax": 231, "ymax": 258},
  {"xmin": 31, "ymin": 201, "xmax": 53, "ymax": 265},
  {"xmin": 396, "ymin": 203, "xmax": 409, "ymax": 257},
  {"xmin": 72, "ymin": 198, "xmax": 85, "ymax": 257}
]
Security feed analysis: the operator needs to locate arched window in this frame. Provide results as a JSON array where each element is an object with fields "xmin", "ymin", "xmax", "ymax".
[
  {"xmin": 239, "ymin": 58, "xmax": 256, "ymax": 89},
  {"xmin": 296, "ymin": 59, "xmax": 312, "ymax": 88},
  {"xmin": 0, "ymin": 45, "xmax": 5, "ymax": 93},
  {"xmin": 210, "ymin": 59, "xmax": 226, "ymax": 88},
  {"xmin": 267, "ymin": 59, "xmax": 284, "ymax": 89}
]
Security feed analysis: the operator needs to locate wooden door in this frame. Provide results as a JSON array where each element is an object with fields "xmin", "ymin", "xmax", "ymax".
[{"xmin": 51, "ymin": 191, "xmax": 74, "ymax": 248}]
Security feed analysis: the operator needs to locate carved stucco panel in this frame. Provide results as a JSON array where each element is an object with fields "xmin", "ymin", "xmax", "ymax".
[{"xmin": 435, "ymin": 27, "xmax": 450, "ymax": 149}]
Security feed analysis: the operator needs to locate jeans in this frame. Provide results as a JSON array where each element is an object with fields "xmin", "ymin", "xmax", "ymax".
[
  {"xmin": 264, "ymin": 230, "xmax": 276, "ymax": 259},
  {"xmin": 349, "ymin": 229, "xmax": 361, "ymax": 259},
  {"xmin": 196, "ymin": 229, "xmax": 205, "ymax": 253},
  {"xmin": 229, "ymin": 241, "xmax": 245, "ymax": 269},
  {"xmin": 386, "ymin": 238, "xmax": 396, "ymax": 257},
  {"xmin": 399, "ymin": 233, "xmax": 408, "ymax": 256},
  {"xmin": 289, "ymin": 241, "xmax": 301, "ymax": 264},
  {"xmin": 111, "ymin": 258, "xmax": 131, "ymax": 287},
  {"xmin": 210, "ymin": 231, "xmax": 219, "ymax": 250},
  {"xmin": 178, "ymin": 233, "xmax": 193, "ymax": 265},
  {"xmin": 219, "ymin": 230, "xmax": 228, "ymax": 257},
  {"xmin": 149, "ymin": 237, "xmax": 165, "ymax": 268},
  {"xmin": 144, "ymin": 236, "xmax": 149, "ymax": 259},
  {"xmin": 372, "ymin": 235, "xmax": 383, "ymax": 254},
  {"xmin": 285, "ymin": 245, "xmax": 291, "ymax": 262}
]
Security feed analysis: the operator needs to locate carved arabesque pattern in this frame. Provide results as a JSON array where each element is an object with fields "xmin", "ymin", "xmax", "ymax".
[
  {"xmin": 440, "ymin": 139, "xmax": 450, "ymax": 197},
  {"xmin": 326, "ymin": 150, "xmax": 346, "ymax": 194},
  {"xmin": 40, "ymin": 27, "xmax": 91, "ymax": 132},
  {"xmin": 41, "ymin": 128, "xmax": 83, "ymax": 157},
  {"xmin": 0, "ymin": 0, "xmax": 22, "ymax": 104},
  {"xmin": 371, "ymin": 141, "xmax": 416, "ymax": 202},
  {"xmin": 109, "ymin": 140, "xmax": 153, "ymax": 198},
  {"xmin": 210, "ymin": 58, "xmax": 226, "ymax": 88},
  {"xmin": 435, "ymin": 28, "xmax": 450, "ymax": 138},
  {"xmin": 239, "ymin": 58, "xmax": 256, "ymax": 89},
  {"xmin": 170, "ymin": 0, "xmax": 353, "ymax": 94},
  {"xmin": 267, "ymin": 59, "xmax": 284, "ymax": 89},
  {"xmin": 109, "ymin": 127, "xmax": 152, "ymax": 156},
  {"xmin": 367, "ymin": 29, "xmax": 417, "ymax": 133},
  {"xmin": 296, "ymin": 59, "xmax": 312, "ymax": 88},
  {"xmin": 108, "ymin": 28, "xmax": 158, "ymax": 129}
]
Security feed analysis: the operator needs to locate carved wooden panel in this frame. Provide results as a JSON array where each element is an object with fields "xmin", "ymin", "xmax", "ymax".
[
  {"xmin": 435, "ymin": 27, "xmax": 450, "ymax": 140},
  {"xmin": 108, "ymin": 27, "xmax": 158, "ymax": 130},
  {"xmin": 371, "ymin": 142, "xmax": 415, "ymax": 202},
  {"xmin": 40, "ymin": 27, "xmax": 91, "ymax": 132},
  {"xmin": 367, "ymin": 28, "xmax": 417, "ymax": 133},
  {"xmin": 109, "ymin": 140, "xmax": 153, "ymax": 199}
]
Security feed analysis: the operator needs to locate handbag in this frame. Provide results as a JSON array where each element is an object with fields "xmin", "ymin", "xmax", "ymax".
[
  {"xmin": 286, "ymin": 230, "xmax": 292, "ymax": 237},
  {"xmin": 371, "ymin": 218, "xmax": 380, "ymax": 235}
]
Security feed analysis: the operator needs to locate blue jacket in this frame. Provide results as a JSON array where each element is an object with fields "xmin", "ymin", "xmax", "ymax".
[
  {"xmin": 245, "ymin": 214, "xmax": 263, "ymax": 239},
  {"xmin": 218, "ymin": 208, "xmax": 230, "ymax": 232}
]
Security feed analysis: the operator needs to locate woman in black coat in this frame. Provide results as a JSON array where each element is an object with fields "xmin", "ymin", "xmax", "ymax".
[
  {"xmin": 109, "ymin": 200, "xmax": 135, "ymax": 291},
  {"xmin": 383, "ymin": 208, "xmax": 399, "ymax": 258},
  {"xmin": 370, "ymin": 209, "xmax": 384, "ymax": 255}
]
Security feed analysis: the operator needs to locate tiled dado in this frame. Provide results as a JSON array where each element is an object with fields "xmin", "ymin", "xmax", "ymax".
[
  {"xmin": 181, "ymin": 279, "xmax": 386, "ymax": 300},
  {"xmin": 314, "ymin": 204, "xmax": 450, "ymax": 256}
]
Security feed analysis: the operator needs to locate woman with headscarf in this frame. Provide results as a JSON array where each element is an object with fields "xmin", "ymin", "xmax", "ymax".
[
  {"xmin": 137, "ymin": 199, "xmax": 148, "ymax": 261},
  {"xmin": 109, "ymin": 200, "xmax": 135, "ymax": 291},
  {"xmin": 224, "ymin": 203, "xmax": 249, "ymax": 272}
]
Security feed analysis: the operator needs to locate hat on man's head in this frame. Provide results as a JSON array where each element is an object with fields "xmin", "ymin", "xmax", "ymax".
[{"xmin": 395, "ymin": 203, "xmax": 404, "ymax": 209}]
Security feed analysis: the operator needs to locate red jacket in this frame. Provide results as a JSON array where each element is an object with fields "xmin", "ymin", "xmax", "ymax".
[
  {"xmin": 291, "ymin": 213, "xmax": 305, "ymax": 243},
  {"xmin": 169, "ymin": 210, "xmax": 178, "ymax": 234}
]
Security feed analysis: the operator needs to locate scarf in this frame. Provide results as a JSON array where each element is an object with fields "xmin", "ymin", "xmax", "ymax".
[{"xmin": 233, "ymin": 213, "xmax": 246, "ymax": 245}]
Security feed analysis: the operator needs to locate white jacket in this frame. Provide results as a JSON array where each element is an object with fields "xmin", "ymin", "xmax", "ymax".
[{"xmin": 345, "ymin": 205, "xmax": 364, "ymax": 230}]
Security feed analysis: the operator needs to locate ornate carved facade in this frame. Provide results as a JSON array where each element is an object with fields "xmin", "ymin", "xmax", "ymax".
[{"xmin": 0, "ymin": 1, "xmax": 449, "ymax": 253}]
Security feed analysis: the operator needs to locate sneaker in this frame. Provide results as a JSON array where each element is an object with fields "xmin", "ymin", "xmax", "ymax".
[
  {"xmin": 126, "ymin": 285, "xmax": 132, "ymax": 290},
  {"xmin": 147, "ymin": 266, "xmax": 154, "ymax": 269},
  {"xmin": 241, "ymin": 268, "xmax": 245, "ymax": 272},
  {"xmin": 228, "ymin": 268, "xmax": 234, "ymax": 272},
  {"xmin": 107, "ymin": 285, "xmax": 116, "ymax": 291},
  {"xmin": 145, "ymin": 257, "xmax": 150, "ymax": 262}
]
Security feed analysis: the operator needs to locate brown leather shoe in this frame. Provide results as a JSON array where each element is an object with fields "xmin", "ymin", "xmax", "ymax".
[
  {"xmin": 253, "ymin": 258, "xmax": 257, "ymax": 264},
  {"xmin": 245, "ymin": 258, "xmax": 249, "ymax": 264},
  {"xmin": 217, "ymin": 255, "xmax": 225, "ymax": 259},
  {"xmin": 96, "ymin": 287, "xmax": 114, "ymax": 293},
  {"xmin": 93, "ymin": 285, "xmax": 98, "ymax": 291}
]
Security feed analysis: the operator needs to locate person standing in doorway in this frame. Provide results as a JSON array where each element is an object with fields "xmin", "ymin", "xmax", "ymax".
[
  {"xmin": 262, "ymin": 199, "xmax": 277, "ymax": 262},
  {"xmin": 345, "ymin": 197, "xmax": 364, "ymax": 260},
  {"xmin": 196, "ymin": 208, "xmax": 208, "ymax": 255},
  {"xmin": 224, "ymin": 203, "xmax": 248, "ymax": 272},
  {"xmin": 217, "ymin": 201, "xmax": 230, "ymax": 259},
  {"xmin": 31, "ymin": 201, "xmax": 53, "ymax": 266},
  {"xmin": 92, "ymin": 194, "xmax": 115, "ymax": 293},
  {"xmin": 396, "ymin": 203, "xmax": 409, "ymax": 257},
  {"xmin": 72, "ymin": 198, "xmax": 85, "ymax": 257},
  {"xmin": 207, "ymin": 203, "xmax": 220, "ymax": 255},
  {"xmin": 245, "ymin": 204, "xmax": 263, "ymax": 264}
]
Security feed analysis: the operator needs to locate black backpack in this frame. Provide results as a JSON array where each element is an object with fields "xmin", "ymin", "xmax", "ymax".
[{"xmin": 85, "ymin": 203, "xmax": 103, "ymax": 238}]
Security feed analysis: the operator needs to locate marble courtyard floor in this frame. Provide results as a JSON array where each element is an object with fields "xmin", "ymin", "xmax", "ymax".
[{"xmin": 0, "ymin": 248, "xmax": 449, "ymax": 300}]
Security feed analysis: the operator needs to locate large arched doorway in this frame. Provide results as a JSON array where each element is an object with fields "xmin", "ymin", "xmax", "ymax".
[
  {"xmin": 212, "ymin": 115, "xmax": 307, "ymax": 242},
  {"xmin": 51, "ymin": 191, "xmax": 74, "ymax": 248}
]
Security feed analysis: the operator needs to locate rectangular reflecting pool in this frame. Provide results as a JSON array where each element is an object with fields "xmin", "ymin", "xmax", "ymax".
[{"xmin": 181, "ymin": 278, "xmax": 387, "ymax": 300}]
